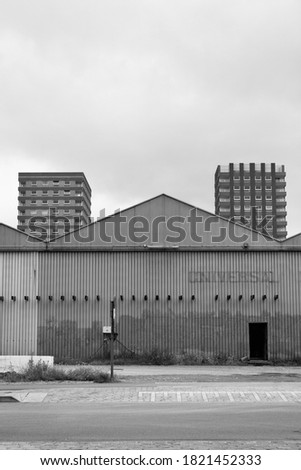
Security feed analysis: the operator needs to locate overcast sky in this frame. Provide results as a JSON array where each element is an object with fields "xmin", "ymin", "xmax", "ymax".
[{"xmin": 1, "ymin": 0, "xmax": 300, "ymax": 236}]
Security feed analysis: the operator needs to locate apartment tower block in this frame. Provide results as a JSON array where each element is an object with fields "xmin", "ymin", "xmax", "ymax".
[
  {"xmin": 215, "ymin": 163, "xmax": 287, "ymax": 240},
  {"xmin": 18, "ymin": 172, "xmax": 91, "ymax": 239}
]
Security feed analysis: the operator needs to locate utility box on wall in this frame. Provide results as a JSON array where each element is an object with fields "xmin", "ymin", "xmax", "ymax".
[{"xmin": 103, "ymin": 326, "xmax": 111, "ymax": 334}]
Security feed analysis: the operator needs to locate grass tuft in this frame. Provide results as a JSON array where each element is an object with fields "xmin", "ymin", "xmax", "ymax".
[
  {"xmin": 138, "ymin": 349, "xmax": 177, "ymax": 365},
  {"xmin": 2, "ymin": 359, "xmax": 111, "ymax": 383}
]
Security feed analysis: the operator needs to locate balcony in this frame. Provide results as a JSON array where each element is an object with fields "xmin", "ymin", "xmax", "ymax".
[
  {"xmin": 276, "ymin": 199, "xmax": 287, "ymax": 206},
  {"xmin": 18, "ymin": 184, "xmax": 90, "ymax": 198},
  {"xmin": 218, "ymin": 182, "xmax": 230, "ymax": 190},
  {"xmin": 18, "ymin": 203, "xmax": 87, "ymax": 212},
  {"xmin": 276, "ymin": 220, "xmax": 287, "ymax": 227},
  {"xmin": 18, "ymin": 193, "xmax": 85, "ymax": 200},
  {"xmin": 17, "ymin": 214, "xmax": 30, "ymax": 221}
]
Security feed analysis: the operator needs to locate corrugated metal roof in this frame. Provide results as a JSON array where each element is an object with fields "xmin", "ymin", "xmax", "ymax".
[{"xmin": 49, "ymin": 194, "xmax": 280, "ymax": 249}]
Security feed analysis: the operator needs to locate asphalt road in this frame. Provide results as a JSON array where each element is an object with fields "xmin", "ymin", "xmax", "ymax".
[{"xmin": 0, "ymin": 402, "xmax": 301, "ymax": 442}]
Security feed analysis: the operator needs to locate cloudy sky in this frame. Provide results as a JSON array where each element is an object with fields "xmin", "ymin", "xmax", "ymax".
[{"xmin": 1, "ymin": 0, "xmax": 300, "ymax": 236}]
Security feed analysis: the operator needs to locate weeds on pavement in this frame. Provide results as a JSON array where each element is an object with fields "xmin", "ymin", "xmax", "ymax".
[{"xmin": 2, "ymin": 359, "xmax": 111, "ymax": 383}]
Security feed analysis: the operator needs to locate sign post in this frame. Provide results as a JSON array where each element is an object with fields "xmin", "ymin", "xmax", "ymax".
[{"xmin": 110, "ymin": 299, "xmax": 115, "ymax": 380}]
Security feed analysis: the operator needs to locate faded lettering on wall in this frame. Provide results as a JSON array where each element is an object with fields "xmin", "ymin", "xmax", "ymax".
[{"xmin": 189, "ymin": 271, "xmax": 276, "ymax": 283}]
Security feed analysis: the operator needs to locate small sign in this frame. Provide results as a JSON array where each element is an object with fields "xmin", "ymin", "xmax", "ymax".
[{"xmin": 103, "ymin": 326, "xmax": 111, "ymax": 334}]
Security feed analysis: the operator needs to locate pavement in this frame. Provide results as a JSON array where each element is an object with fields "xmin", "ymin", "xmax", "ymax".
[
  {"xmin": 1, "ymin": 440, "xmax": 300, "ymax": 450},
  {"xmin": 0, "ymin": 364, "xmax": 301, "ymax": 404},
  {"xmin": 0, "ymin": 364, "xmax": 301, "ymax": 450},
  {"xmin": 112, "ymin": 364, "xmax": 301, "ymax": 377}
]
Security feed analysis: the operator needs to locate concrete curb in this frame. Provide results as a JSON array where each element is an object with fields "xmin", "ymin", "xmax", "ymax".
[{"xmin": 0, "ymin": 392, "xmax": 47, "ymax": 403}]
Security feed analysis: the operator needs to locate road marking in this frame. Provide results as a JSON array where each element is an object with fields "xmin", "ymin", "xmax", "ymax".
[
  {"xmin": 138, "ymin": 391, "xmax": 301, "ymax": 403},
  {"xmin": 278, "ymin": 392, "xmax": 288, "ymax": 402},
  {"xmin": 252, "ymin": 392, "xmax": 261, "ymax": 402}
]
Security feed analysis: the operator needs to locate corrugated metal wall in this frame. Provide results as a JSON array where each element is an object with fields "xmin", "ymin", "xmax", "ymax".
[
  {"xmin": 1, "ymin": 250, "xmax": 301, "ymax": 360},
  {"xmin": 0, "ymin": 252, "xmax": 38, "ymax": 355},
  {"xmin": 37, "ymin": 250, "xmax": 301, "ymax": 360}
]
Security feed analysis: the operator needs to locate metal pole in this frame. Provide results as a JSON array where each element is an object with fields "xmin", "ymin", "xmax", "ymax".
[{"xmin": 110, "ymin": 300, "xmax": 115, "ymax": 380}]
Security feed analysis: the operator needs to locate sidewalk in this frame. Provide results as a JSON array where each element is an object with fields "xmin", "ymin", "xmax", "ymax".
[
  {"xmin": 111, "ymin": 364, "xmax": 301, "ymax": 376},
  {"xmin": 1, "ymin": 365, "xmax": 301, "ymax": 450},
  {"xmin": 112, "ymin": 364, "xmax": 301, "ymax": 381},
  {"xmin": 0, "ymin": 365, "xmax": 300, "ymax": 404}
]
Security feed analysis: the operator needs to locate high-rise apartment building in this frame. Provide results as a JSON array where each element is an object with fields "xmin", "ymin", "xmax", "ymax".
[
  {"xmin": 215, "ymin": 163, "xmax": 287, "ymax": 240},
  {"xmin": 18, "ymin": 172, "xmax": 91, "ymax": 239}
]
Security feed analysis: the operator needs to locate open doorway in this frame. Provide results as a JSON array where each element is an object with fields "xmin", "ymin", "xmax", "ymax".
[{"xmin": 249, "ymin": 322, "xmax": 268, "ymax": 360}]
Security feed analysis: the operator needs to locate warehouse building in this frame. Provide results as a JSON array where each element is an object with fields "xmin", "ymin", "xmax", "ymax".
[{"xmin": 0, "ymin": 194, "xmax": 300, "ymax": 362}]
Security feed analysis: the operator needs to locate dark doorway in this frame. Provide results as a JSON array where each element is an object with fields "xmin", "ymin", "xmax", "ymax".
[{"xmin": 249, "ymin": 322, "xmax": 268, "ymax": 360}]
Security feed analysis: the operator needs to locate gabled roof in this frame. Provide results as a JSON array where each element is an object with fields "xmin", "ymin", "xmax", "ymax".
[
  {"xmin": 49, "ymin": 193, "xmax": 279, "ymax": 250},
  {"xmin": 0, "ymin": 223, "xmax": 46, "ymax": 250},
  {"xmin": 280, "ymin": 232, "xmax": 301, "ymax": 246}
]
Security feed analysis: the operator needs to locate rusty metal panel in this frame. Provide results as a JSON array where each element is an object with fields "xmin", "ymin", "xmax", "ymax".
[{"xmin": 0, "ymin": 252, "xmax": 38, "ymax": 355}]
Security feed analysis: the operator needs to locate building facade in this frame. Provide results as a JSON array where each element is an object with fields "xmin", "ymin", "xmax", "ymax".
[
  {"xmin": 1, "ymin": 194, "xmax": 301, "ymax": 362},
  {"xmin": 18, "ymin": 172, "xmax": 91, "ymax": 240},
  {"xmin": 215, "ymin": 163, "xmax": 287, "ymax": 240}
]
